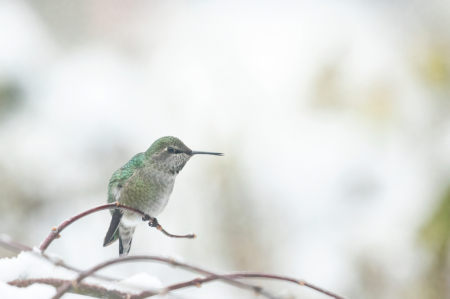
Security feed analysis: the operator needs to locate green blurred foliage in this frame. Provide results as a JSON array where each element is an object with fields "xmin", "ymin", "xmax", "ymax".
[
  {"xmin": 421, "ymin": 187, "xmax": 450, "ymax": 254},
  {"xmin": 418, "ymin": 44, "xmax": 450, "ymax": 93},
  {"xmin": 310, "ymin": 59, "xmax": 395, "ymax": 125},
  {"xmin": 0, "ymin": 164, "xmax": 46, "ymax": 258},
  {"xmin": 419, "ymin": 185, "xmax": 450, "ymax": 298}
]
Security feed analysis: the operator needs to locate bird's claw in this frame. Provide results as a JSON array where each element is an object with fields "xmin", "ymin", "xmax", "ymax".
[
  {"xmin": 148, "ymin": 217, "xmax": 159, "ymax": 227},
  {"xmin": 142, "ymin": 214, "xmax": 158, "ymax": 227}
]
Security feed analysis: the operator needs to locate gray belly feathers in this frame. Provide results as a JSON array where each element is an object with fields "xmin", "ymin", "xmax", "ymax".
[{"xmin": 120, "ymin": 171, "xmax": 176, "ymax": 227}]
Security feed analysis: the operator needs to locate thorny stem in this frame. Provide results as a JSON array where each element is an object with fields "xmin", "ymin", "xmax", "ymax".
[
  {"xmin": 38, "ymin": 203, "xmax": 195, "ymax": 253},
  {"xmin": 51, "ymin": 255, "xmax": 279, "ymax": 299}
]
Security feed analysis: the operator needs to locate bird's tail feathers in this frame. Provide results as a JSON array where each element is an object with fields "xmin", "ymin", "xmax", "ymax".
[
  {"xmin": 103, "ymin": 209, "xmax": 122, "ymax": 247},
  {"xmin": 118, "ymin": 223, "xmax": 135, "ymax": 257}
]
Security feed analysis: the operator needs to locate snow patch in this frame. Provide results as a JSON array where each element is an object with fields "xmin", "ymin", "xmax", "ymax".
[
  {"xmin": 105, "ymin": 272, "xmax": 162, "ymax": 294},
  {"xmin": 0, "ymin": 251, "xmax": 77, "ymax": 282}
]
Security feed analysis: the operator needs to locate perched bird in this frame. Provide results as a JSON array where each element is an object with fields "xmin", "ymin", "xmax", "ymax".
[{"xmin": 103, "ymin": 136, "xmax": 223, "ymax": 256}]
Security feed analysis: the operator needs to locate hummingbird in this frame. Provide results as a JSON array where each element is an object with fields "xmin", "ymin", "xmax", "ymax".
[{"xmin": 103, "ymin": 136, "xmax": 223, "ymax": 257}]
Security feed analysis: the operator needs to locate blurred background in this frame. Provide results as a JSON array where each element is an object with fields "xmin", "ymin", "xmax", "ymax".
[{"xmin": 0, "ymin": 0, "xmax": 450, "ymax": 298}]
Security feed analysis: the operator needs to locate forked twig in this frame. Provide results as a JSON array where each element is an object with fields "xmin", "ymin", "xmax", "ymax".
[
  {"xmin": 9, "ymin": 271, "xmax": 346, "ymax": 299},
  {"xmin": 38, "ymin": 203, "xmax": 195, "ymax": 253},
  {"xmin": 1, "ymin": 204, "xmax": 347, "ymax": 299},
  {"xmin": 51, "ymin": 255, "xmax": 279, "ymax": 299},
  {"xmin": 2, "ymin": 237, "xmax": 345, "ymax": 299}
]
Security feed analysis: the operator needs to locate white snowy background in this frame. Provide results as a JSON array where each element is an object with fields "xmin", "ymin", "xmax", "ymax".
[{"xmin": 1, "ymin": 0, "xmax": 450, "ymax": 298}]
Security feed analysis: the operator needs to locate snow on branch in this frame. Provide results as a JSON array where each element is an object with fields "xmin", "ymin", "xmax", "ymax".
[{"xmin": 0, "ymin": 204, "xmax": 347, "ymax": 299}]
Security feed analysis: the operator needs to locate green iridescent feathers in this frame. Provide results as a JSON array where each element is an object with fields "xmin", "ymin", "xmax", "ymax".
[
  {"xmin": 104, "ymin": 153, "xmax": 145, "ymax": 247},
  {"xmin": 107, "ymin": 136, "xmax": 190, "ymax": 205},
  {"xmin": 145, "ymin": 136, "xmax": 190, "ymax": 157},
  {"xmin": 107, "ymin": 152, "xmax": 145, "ymax": 204}
]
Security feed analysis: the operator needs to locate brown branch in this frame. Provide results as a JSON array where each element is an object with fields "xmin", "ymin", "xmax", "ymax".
[
  {"xmin": 162, "ymin": 273, "xmax": 346, "ymax": 299},
  {"xmin": 0, "ymin": 234, "xmax": 32, "ymax": 252},
  {"xmin": 156, "ymin": 224, "xmax": 196, "ymax": 239},
  {"xmin": 9, "ymin": 278, "xmax": 160, "ymax": 299},
  {"xmin": 38, "ymin": 203, "xmax": 195, "ymax": 253},
  {"xmin": 2, "ymin": 206, "xmax": 347, "ymax": 299},
  {"xmin": 8, "ymin": 278, "xmax": 136, "ymax": 299},
  {"xmin": 9, "ymin": 272, "xmax": 347, "ymax": 299},
  {"xmin": 51, "ymin": 255, "xmax": 279, "ymax": 299},
  {"xmin": 0, "ymin": 234, "xmax": 118, "ymax": 282}
]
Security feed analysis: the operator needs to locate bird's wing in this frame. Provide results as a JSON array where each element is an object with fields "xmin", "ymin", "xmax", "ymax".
[
  {"xmin": 107, "ymin": 152, "xmax": 145, "ymax": 204},
  {"xmin": 104, "ymin": 153, "xmax": 145, "ymax": 246},
  {"xmin": 103, "ymin": 209, "xmax": 122, "ymax": 246}
]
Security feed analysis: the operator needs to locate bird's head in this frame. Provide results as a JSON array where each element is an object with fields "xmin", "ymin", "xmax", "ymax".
[{"xmin": 146, "ymin": 136, "xmax": 223, "ymax": 174}]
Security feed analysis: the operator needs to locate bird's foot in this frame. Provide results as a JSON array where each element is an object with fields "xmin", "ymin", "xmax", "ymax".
[
  {"xmin": 148, "ymin": 217, "xmax": 159, "ymax": 228},
  {"xmin": 142, "ymin": 214, "xmax": 158, "ymax": 227}
]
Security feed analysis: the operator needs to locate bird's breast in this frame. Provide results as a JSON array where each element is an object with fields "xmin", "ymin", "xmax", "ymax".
[
  {"xmin": 120, "ymin": 170, "xmax": 176, "ymax": 226},
  {"xmin": 138, "ymin": 169, "xmax": 177, "ymax": 217}
]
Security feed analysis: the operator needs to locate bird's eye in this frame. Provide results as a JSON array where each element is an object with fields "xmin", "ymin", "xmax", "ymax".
[{"xmin": 167, "ymin": 147, "xmax": 174, "ymax": 153}]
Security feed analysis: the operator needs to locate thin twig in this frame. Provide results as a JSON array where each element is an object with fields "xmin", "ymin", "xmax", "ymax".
[
  {"xmin": 162, "ymin": 273, "xmax": 346, "ymax": 299},
  {"xmin": 0, "ymin": 234, "xmax": 33, "ymax": 252},
  {"xmin": 156, "ymin": 224, "xmax": 196, "ymax": 239},
  {"xmin": 38, "ymin": 203, "xmax": 195, "ymax": 253},
  {"xmin": 51, "ymin": 255, "xmax": 278, "ymax": 299}
]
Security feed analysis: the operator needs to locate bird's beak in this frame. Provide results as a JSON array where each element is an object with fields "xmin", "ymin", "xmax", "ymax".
[{"xmin": 190, "ymin": 151, "xmax": 224, "ymax": 156}]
